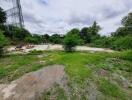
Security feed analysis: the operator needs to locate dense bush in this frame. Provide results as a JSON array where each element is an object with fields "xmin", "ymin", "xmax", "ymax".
[
  {"xmin": 63, "ymin": 34, "xmax": 83, "ymax": 52},
  {"xmin": 112, "ymin": 35, "xmax": 132, "ymax": 50},
  {"xmin": 0, "ymin": 7, "xmax": 6, "ymax": 24},
  {"xmin": 113, "ymin": 27, "xmax": 132, "ymax": 37},
  {"xmin": 12, "ymin": 28, "xmax": 28, "ymax": 41},
  {"xmin": 91, "ymin": 35, "xmax": 132, "ymax": 51},
  {"xmin": 90, "ymin": 36, "xmax": 115, "ymax": 48},
  {"xmin": 120, "ymin": 50, "xmax": 132, "ymax": 61},
  {"xmin": 80, "ymin": 21, "xmax": 101, "ymax": 43},
  {"xmin": 0, "ymin": 31, "xmax": 8, "ymax": 56},
  {"xmin": 25, "ymin": 35, "xmax": 43, "ymax": 44},
  {"xmin": 49, "ymin": 34, "xmax": 63, "ymax": 44}
]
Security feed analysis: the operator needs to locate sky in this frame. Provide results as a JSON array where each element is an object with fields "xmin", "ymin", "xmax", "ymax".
[{"xmin": 0, "ymin": 0, "xmax": 132, "ymax": 35}]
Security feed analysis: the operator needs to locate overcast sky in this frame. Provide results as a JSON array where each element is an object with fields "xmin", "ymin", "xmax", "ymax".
[{"xmin": 0, "ymin": 0, "xmax": 132, "ymax": 35}]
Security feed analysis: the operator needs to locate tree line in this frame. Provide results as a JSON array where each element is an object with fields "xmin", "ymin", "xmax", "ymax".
[{"xmin": 0, "ymin": 6, "xmax": 132, "ymax": 54}]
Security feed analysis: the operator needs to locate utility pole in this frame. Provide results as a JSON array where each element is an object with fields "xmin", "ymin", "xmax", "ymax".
[
  {"xmin": 16, "ymin": 0, "xmax": 24, "ymax": 28},
  {"xmin": 0, "ymin": 0, "xmax": 24, "ymax": 28}
]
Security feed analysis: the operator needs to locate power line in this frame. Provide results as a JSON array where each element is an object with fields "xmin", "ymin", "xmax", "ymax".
[{"xmin": 1, "ymin": 0, "xmax": 24, "ymax": 28}]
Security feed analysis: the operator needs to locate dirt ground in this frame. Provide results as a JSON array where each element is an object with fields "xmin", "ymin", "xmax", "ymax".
[
  {"xmin": 0, "ymin": 65, "xmax": 65, "ymax": 100},
  {"xmin": 7, "ymin": 44, "xmax": 114, "ymax": 53}
]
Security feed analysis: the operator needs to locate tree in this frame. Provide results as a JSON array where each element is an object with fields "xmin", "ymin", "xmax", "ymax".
[
  {"xmin": 112, "ymin": 35, "xmax": 132, "ymax": 50},
  {"xmin": 63, "ymin": 33, "xmax": 83, "ymax": 52},
  {"xmin": 80, "ymin": 21, "xmax": 101, "ymax": 43},
  {"xmin": 114, "ymin": 12, "xmax": 132, "ymax": 36},
  {"xmin": 49, "ymin": 34, "xmax": 62, "ymax": 44},
  {"xmin": 0, "ymin": 30, "xmax": 8, "ymax": 56},
  {"xmin": 12, "ymin": 27, "xmax": 31, "ymax": 41},
  {"xmin": 67, "ymin": 28, "xmax": 80, "ymax": 36},
  {"xmin": 25, "ymin": 34, "xmax": 43, "ymax": 44},
  {"xmin": 90, "ymin": 21, "xmax": 101, "ymax": 35},
  {"xmin": 122, "ymin": 12, "xmax": 132, "ymax": 27},
  {"xmin": 42, "ymin": 34, "xmax": 50, "ymax": 43},
  {"xmin": 80, "ymin": 27, "xmax": 91, "ymax": 43},
  {"xmin": 0, "ymin": 7, "xmax": 6, "ymax": 24},
  {"xmin": 114, "ymin": 27, "xmax": 132, "ymax": 36}
]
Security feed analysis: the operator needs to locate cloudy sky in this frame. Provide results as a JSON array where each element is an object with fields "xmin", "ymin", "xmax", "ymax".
[{"xmin": 1, "ymin": 0, "xmax": 132, "ymax": 35}]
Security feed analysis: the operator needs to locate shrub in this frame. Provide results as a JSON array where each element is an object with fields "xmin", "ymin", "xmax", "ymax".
[
  {"xmin": 0, "ymin": 31, "xmax": 8, "ymax": 56},
  {"xmin": 49, "ymin": 34, "xmax": 63, "ymax": 44},
  {"xmin": 120, "ymin": 50, "xmax": 132, "ymax": 61},
  {"xmin": 91, "ymin": 36, "xmax": 115, "ymax": 48},
  {"xmin": 25, "ymin": 35, "xmax": 43, "ymax": 44},
  {"xmin": 112, "ymin": 35, "xmax": 132, "ymax": 50},
  {"xmin": 29, "ymin": 50, "xmax": 43, "ymax": 55},
  {"xmin": 63, "ymin": 34, "xmax": 83, "ymax": 52}
]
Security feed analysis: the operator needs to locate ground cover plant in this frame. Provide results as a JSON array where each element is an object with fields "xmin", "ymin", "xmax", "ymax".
[{"xmin": 0, "ymin": 51, "xmax": 131, "ymax": 99}]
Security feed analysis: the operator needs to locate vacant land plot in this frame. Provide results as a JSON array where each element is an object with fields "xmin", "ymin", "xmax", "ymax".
[{"xmin": 0, "ymin": 51, "xmax": 132, "ymax": 100}]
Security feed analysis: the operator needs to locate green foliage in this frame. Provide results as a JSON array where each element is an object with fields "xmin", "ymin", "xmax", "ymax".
[
  {"xmin": 80, "ymin": 27, "xmax": 91, "ymax": 43},
  {"xmin": 0, "ymin": 31, "xmax": 8, "ymax": 56},
  {"xmin": 91, "ymin": 34, "xmax": 132, "ymax": 50},
  {"xmin": 120, "ymin": 50, "xmax": 132, "ymax": 61},
  {"xmin": 25, "ymin": 34, "xmax": 43, "ymax": 44},
  {"xmin": 112, "ymin": 35, "xmax": 132, "ymax": 50},
  {"xmin": 49, "ymin": 34, "xmax": 63, "ymax": 44},
  {"xmin": 63, "ymin": 34, "xmax": 83, "ymax": 52},
  {"xmin": 0, "ymin": 7, "xmax": 6, "ymax": 24},
  {"xmin": 91, "ymin": 36, "xmax": 115, "ymax": 48},
  {"xmin": 80, "ymin": 21, "xmax": 101, "ymax": 43},
  {"xmin": 113, "ymin": 12, "xmax": 132, "ymax": 37},
  {"xmin": 122, "ymin": 12, "xmax": 132, "ymax": 27},
  {"xmin": 29, "ymin": 50, "xmax": 43, "ymax": 55},
  {"xmin": 91, "ymin": 21, "xmax": 101, "ymax": 35},
  {"xmin": 67, "ymin": 28, "xmax": 80, "ymax": 35},
  {"xmin": 42, "ymin": 34, "xmax": 50, "ymax": 43},
  {"xmin": 114, "ymin": 27, "xmax": 132, "ymax": 36},
  {"xmin": 12, "ymin": 27, "xmax": 31, "ymax": 41}
]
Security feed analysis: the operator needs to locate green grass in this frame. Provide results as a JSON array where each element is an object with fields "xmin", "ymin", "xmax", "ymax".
[
  {"xmin": 98, "ymin": 78, "xmax": 126, "ymax": 100},
  {"xmin": 40, "ymin": 84, "xmax": 67, "ymax": 100},
  {"xmin": 0, "ymin": 51, "xmax": 131, "ymax": 99},
  {"xmin": 44, "ymin": 51, "xmax": 110, "ymax": 83},
  {"xmin": 0, "ymin": 54, "xmax": 46, "ymax": 83},
  {"xmin": 120, "ymin": 50, "xmax": 132, "ymax": 61}
]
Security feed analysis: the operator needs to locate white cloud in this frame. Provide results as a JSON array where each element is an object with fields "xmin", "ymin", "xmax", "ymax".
[{"xmin": 0, "ymin": 0, "xmax": 132, "ymax": 35}]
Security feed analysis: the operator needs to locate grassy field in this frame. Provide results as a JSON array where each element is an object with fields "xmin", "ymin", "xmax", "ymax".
[{"xmin": 0, "ymin": 51, "xmax": 132, "ymax": 100}]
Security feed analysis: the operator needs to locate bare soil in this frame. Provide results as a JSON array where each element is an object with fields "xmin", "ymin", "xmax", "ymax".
[{"xmin": 0, "ymin": 65, "xmax": 65, "ymax": 100}]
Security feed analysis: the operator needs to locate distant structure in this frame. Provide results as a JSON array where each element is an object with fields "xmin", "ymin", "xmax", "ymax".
[{"xmin": 2, "ymin": 0, "xmax": 24, "ymax": 28}]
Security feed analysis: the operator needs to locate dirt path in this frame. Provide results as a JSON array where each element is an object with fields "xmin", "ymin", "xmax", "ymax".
[
  {"xmin": 8, "ymin": 44, "xmax": 114, "ymax": 53},
  {"xmin": 0, "ymin": 65, "xmax": 65, "ymax": 100}
]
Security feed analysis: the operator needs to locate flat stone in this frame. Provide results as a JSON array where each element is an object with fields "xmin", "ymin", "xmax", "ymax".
[{"xmin": 0, "ymin": 65, "xmax": 65, "ymax": 100}]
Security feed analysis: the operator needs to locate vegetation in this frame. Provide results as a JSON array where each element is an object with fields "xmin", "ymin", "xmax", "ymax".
[
  {"xmin": 120, "ymin": 50, "xmax": 132, "ymax": 61},
  {"xmin": 0, "ymin": 53, "xmax": 45, "ymax": 83},
  {"xmin": 80, "ymin": 21, "xmax": 101, "ymax": 43},
  {"xmin": 40, "ymin": 84, "xmax": 67, "ymax": 100},
  {"xmin": 49, "ymin": 34, "xmax": 63, "ymax": 44},
  {"xmin": 63, "ymin": 33, "xmax": 83, "ymax": 52},
  {"xmin": 0, "ymin": 30, "xmax": 8, "ymax": 56},
  {"xmin": 98, "ymin": 78, "xmax": 126, "ymax": 99},
  {"xmin": 0, "ymin": 51, "xmax": 131, "ymax": 99},
  {"xmin": 0, "ymin": 5, "xmax": 132, "ymax": 52},
  {"xmin": 0, "ymin": 7, "xmax": 6, "ymax": 24},
  {"xmin": 0, "ymin": 4, "xmax": 132, "ymax": 100}
]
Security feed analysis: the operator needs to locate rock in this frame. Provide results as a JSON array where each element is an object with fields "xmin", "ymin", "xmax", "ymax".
[{"xmin": 0, "ymin": 65, "xmax": 65, "ymax": 100}]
